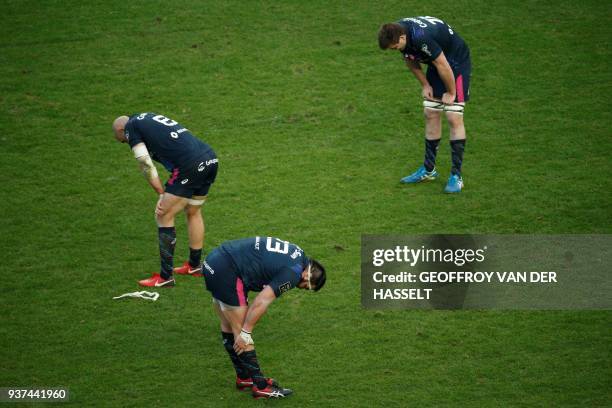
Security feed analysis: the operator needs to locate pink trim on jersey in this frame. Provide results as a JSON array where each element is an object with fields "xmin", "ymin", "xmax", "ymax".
[
  {"xmin": 456, "ymin": 75, "xmax": 465, "ymax": 102},
  {"xmin": 167, "ymin": 168, "xmax": 179, "ymax": 185},
  {"xmin": 236, "ymin": 278, "xmax": 247, "ymax": 306}
]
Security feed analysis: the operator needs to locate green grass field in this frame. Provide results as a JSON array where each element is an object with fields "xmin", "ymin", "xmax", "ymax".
[{"xmin": 1, "ymin": 0, "xmax": 611, "ymax": 406}]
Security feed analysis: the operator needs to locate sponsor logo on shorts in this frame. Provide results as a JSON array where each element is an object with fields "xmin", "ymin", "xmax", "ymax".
[
  {"xmin": 198, "ymin": 158, "xmax": 218, "ymax": 172},
  {"xmin": 204, "ymin": 261, "xmax": 214, "ymax": 275},
  {"xmin": 181, "ymin": 179, "xmax": 189, "ymax": 185},
  {"xmin": 279, "ymin": 282, "xmax": 291, "ymax": 294}
]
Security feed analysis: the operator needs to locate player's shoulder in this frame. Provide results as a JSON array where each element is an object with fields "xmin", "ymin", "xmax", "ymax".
[
  {"xmin": 398, "ymin": 17, "xmax": 424, "ymax": 30},
  {"xmin": 397, "ymin": 18, "xmax": 427, "ymax": 41},
  {"xmin": 128, "ymin": 112, "xmax": 153, "ymax": 122},
  {"xmin": 125, "ymin": 112, "xmax": 151, "ymax": 129},
  {"xmin": 223, "ymin": 236, "xmax": 254, "ymax": 248},
  {"xmin": 220, "ymin": 237, "xmax": 258, "ymax": 257}
]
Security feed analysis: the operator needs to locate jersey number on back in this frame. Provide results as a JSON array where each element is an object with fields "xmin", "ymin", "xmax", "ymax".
[
  {"xmin": 420, "ymin": 16, "xmax": 454, "ymax": 35},
  {"xmin": 266, "ymin": 237, "xmax": 289, "ymax": 254},
  {"xmin": 405, "ymin": 16, "xmax": 454, "ymax": 35},
  {"xmin": 152, "ymin": 115, "xmax": 178, "ymax": 127}
]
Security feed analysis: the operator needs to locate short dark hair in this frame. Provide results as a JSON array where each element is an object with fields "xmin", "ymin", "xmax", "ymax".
[
  {"xmin": 309, "ymin": 259, "xmax": 326, "ymax": 292},
  {"xmin": 378, "ymin": 23, "xmax": 405, "ymax": 49}
]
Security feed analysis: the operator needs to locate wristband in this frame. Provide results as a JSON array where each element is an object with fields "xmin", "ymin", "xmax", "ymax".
[{"xmin": 240, "ymin": 329, "xmax": 254, "ymax": 345}]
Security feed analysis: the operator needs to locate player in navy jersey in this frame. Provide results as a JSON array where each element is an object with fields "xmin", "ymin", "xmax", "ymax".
[
  {"xmin": 379, "ymin": 16, "xmax": 471, "ymax": 193},
  {"xmin": 112, "ymin": 113, "xmax": 219, "ymax": 287},
  {"xmin": 202, "ymin": 236, "xmax": 326, "ymax": 399}
]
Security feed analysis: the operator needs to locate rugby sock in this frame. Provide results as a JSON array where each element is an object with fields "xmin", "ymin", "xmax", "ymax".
[
  {"xmin": 450, "ymin": 139, "xmax": 466, "ymax": 175},
  {"xmin": 188, "ymin": 247, "xmax": 202, "ymax": 268},
  {"xmin": 424, "ymin": 138, "xmax": 441, "ymax": 172},
  {"xmin": 239, "ymin": 350, "xmax": 267, "ymax": 389},
  {"xmin": 221, "ymin": 332, "xmax": 249, "ymax": 379},
  {"xmin": 158, "ymin": 226, "xmax": 176, "ymax": 280}
]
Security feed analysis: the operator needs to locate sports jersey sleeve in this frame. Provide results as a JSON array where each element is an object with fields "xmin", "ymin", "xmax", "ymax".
[
  {"xmin": 124, "ymin": 120, "xmax": 143, "ymax": 148},
  {"xmin": 414, "ymin": 33, "xmax": 442, "ymax": 61},
  {"xmin": 268, "ymin": 266, "xmax": 302, "ymax": 298}
]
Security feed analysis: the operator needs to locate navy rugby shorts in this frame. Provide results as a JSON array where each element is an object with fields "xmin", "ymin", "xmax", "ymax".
[
  {"xmin": 203, "ymin": 248, "xmax": 248, "ymax": 307},
  {"xmin": 165, "ymin": 150, "xmax": 218, "ymax": 198},
  {"xmin": 426, "ymin": 61, "xmax": 471, "ymax": 103}
]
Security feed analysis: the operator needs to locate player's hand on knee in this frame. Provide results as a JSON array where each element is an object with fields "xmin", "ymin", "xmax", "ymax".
[
  {"xmin": 233, "ymin": 337, "xmax": 247, "ymax": 354},
  {"xmin": 422, "ymin": 85, "xmax": 434, "ymax": 100},
  {"xmin": 442, "ymin": 92, "xmax": 456, "ymax": 105},
  {"xmin": 234, "ymin": 329, "xmax": 254, "ymax": 355},
  {"xmin": 155, "ymin": 195, "xmax": 166, "ymax": 216}
]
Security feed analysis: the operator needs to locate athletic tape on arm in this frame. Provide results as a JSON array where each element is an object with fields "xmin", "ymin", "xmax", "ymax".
[
  {"xmin": 136, "ymin": 154, "xmax": 159, "ymax": 180},
  {"xmin": 132, "ymin": 143, "xmax": 149, "ymax": 159}
]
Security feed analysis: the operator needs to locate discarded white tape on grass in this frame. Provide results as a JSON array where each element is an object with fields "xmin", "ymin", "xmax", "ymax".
[{"xmin": 113, "ymin": 291, "xmax": 160, "ymax": 301}]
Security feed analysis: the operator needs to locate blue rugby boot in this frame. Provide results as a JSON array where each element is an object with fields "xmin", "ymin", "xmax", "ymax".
[
  {"xmin": 444, "ymin": 173, "xmax": 464, "ymax": 193},
  {"xmin": 400, "ymin": 165, "xmax": 438, "ymax": 184}
]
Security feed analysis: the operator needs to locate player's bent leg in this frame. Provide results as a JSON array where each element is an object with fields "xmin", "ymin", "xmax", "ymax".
[
  {"xmin": 212, "ymin": 301, "xmax": 252, "ymax": 388},
  {"xmin": 139, "ymin": 193, "xmax": 184, "ymax": 285},
  {"xmin": 212, "ymin": 300, "xmax": 235, "ymax": 331},
  {"xmin": 401, "ymin": 105, "xmax": 441, "ymax": 184},
  {"xmin": 423, "ymin": 103, "xmax": 443, "ymax": 139},
  {"xmin": 218, "ymin": 305, "xmax": 249, "ymax": 347},
  {"xmin": 155, "ymin": 192, "xmax": 188, "ymax": 227},
  {"xmin": 185, "ymin": 197, "xmax": 205, "ymax": 249},
  {"xmin": 445, "ymin": 109, "xmax": 466, "ymax": 140},
  {"xmin": 185, "ymin": 200, "xmax": 205, "ymax": 249},
  {"xmin": 145, "ymin": 193, "xmax": 188, "ymax": 284},
  {"xmin": 216, "ymin": 304, "xmax": 291, "ymax": 398},
  {"xmin": 216, "ymin": 305, "xmax": 258, "ymax": 391},
  {"xmin": 174, "ymin": 196, "xmax": 206, "ymax": 275},
  {"xmin": 445, "ymin": 109, "xmax": 466, "ymax": 193},
  {"xmin": 174, "ymin": 199, "xmax": 206, "ymax": 276}
]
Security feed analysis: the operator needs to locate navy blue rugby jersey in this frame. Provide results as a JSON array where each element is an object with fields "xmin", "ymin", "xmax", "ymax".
[
  {"xmin": 125, "ymin": 112, "xmax": 214, "ymax": 172},
  {"xmin": 220, "ymin": 237, "xmax": 309, "ymax": 297},
  {"xmin": 398, "ymin": 16, "xmax": 470, "ymax": 68}
]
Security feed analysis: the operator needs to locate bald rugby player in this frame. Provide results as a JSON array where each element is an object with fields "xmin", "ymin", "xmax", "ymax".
[{"xmin": 113, "ymin": 113, "xmax": 218, "ymax": 286}]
